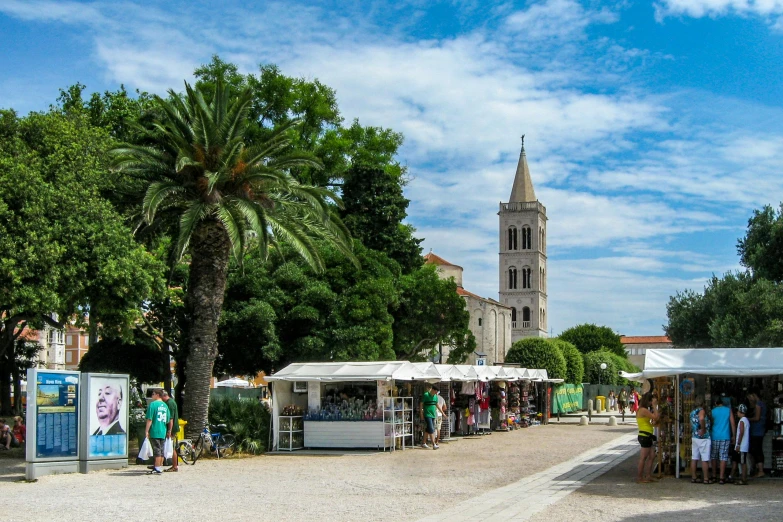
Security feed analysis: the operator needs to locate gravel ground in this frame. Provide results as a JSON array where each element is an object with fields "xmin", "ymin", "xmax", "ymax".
[
  {"xmin": 530, "ymin": 450, "xmax": 783, "ymax": 521},
  {"xmin": 0, "ymin": 424, "xmax": 630, "ymax": 522}
]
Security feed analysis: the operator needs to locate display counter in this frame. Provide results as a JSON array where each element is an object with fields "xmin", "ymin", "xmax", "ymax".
[{"xmin": 304, "ymin": 420, "xmax": 384, "ymax": 449}]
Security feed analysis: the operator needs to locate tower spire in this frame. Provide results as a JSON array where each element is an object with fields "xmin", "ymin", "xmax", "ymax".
[{"xmin": 509, "ymin": 135, "xmax": 536, "ymax": 203}]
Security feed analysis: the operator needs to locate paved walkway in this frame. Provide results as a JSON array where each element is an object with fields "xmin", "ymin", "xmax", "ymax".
[{"xmin": 418, "ymin": 432, "xmax": 638, "ymax": 522}]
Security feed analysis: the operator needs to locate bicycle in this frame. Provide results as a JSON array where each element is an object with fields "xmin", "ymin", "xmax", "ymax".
[{"xmin": 176, "ymin": 424, "xmax": 235, "ymax": 464}]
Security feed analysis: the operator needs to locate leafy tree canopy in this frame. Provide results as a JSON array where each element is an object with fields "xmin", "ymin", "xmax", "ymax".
[
  {"xmin": 550, "ymin": 339, "xmax": 584, "ymax": 384},
  {"xmin": 738, "ymin": 203, "xmax": 783, "ymax": 283},
  {"xmin": 505, "ymin": 338, "xmax": 567, "ymax": 380},
  {"xmin": 558, "ymin": 323, "xmax": 626, "ymax": 357},
  {"xmin": 0, "ymin": 108, "xmax": 164, "ymax": 361},
  {"xmin": 392, "ymin": 264, "xmax": 476, "ymax": 363},
  {"xmin": 341, "ymin": 165, "xmax": 423, "ymax": 274},
  {"xmin": 79, "ymin": 334, "xmax": 169, "ymax": 384}
]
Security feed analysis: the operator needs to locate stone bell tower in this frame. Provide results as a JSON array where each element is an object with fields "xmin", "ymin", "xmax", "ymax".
[{"xmin": 498, "ymin": 137, "xmax": 548, "ymax": 342}]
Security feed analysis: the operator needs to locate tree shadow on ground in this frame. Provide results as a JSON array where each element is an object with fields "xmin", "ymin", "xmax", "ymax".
[{"xmin": 569, "ymin": 449, "xmax": 783, "ymax": 521}]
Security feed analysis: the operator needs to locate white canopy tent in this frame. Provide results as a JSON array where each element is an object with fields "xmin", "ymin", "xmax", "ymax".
[
  {"xmin": 267, "ymin": 361, "xmax": 440, "ymax": 382},
  {"xmin": 620, "ymin": 348, "xmax": 783, "ymax": 381},
  {"xmin": 215, "ymin": 377, "xmax": 251, "ymax": 388},
  {"xmin": 618, "ymin": 348, "xmax": 783, "ymax": 479}
]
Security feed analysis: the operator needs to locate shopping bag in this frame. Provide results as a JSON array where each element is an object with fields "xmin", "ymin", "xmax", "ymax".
[
  {"xmin": 164, "ymin": 437, "xmax": 173, "ymax": 460},
  {"xmin": 138, "ymin": 438, "xmax": 153, "ymax": 460}
]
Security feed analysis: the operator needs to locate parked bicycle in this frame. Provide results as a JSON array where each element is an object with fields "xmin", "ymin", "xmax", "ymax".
[{"xmin": 177, "ymin": 424, "xmax": 236, "ymax": 464}]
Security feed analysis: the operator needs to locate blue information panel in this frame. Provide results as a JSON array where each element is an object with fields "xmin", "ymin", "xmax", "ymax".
[{"xmin": 35, "ymin": 372, "xmax": 79, "ymax": 458}]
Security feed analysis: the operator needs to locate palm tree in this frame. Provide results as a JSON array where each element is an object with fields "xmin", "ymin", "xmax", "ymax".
[{"xmin": 111, "ymin": 79, "xmax": 354, "ymax": 437}]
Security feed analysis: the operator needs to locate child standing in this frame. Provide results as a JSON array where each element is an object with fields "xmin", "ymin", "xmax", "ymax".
[{"xmin": 734, "ymin": 403, "xmax": 751, "ymax": 485}]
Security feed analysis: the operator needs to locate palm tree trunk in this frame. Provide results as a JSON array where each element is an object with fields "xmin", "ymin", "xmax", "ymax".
[{"xmin": 182, "ymin": 220, "xmax": 231, "ymax": 438}]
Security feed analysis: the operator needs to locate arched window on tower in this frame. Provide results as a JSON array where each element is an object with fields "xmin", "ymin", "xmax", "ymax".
[
  {"xmin": 511, "ymin": 307, "xmax": 517, "ymax": 328},
  {"xmin": 539, "ymin": 267, "xmax": 543, "ymax": 290},
  {"xmin": 522, "ymin": 225, "xmax": 532, "ymax": 249},
  {"xmin": 521, "ymin": 267, "xmax": 532, "ymax": 289},
  {"xmin": 522, "ymin": 306, "xmax": 531, "ymax": 328},
  {"xmin": 508, "ymin": 267, "xmax": 518, "ymax": 289},
  {"xmin": 542, "ymin": 228, "xmax": 546, "ymax": 253},
  {"xmin": 507, "ymin": 226, "xmax": 518, "ymax": 251}
]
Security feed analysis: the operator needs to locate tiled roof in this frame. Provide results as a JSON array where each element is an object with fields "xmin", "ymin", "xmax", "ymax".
[
  {"xmin": 423, "ymin": 252, "xmax": 462, "ymax": 269},
  {"xmin": 456, "ymin": 287, "xmax": 512, "ymax": 309},
  {"xmin": 620, "ymin": 336, "xmax": 672, "ymax": 345}
]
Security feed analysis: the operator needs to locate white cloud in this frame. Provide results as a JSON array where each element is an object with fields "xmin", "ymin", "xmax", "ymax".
[
  {"xmin": 3, "ymin": 0, "xmax": 781, "ymax": 335},
  {"xmin": 655, "ymin": 0, "xmax": 783, "ymax": 28}
]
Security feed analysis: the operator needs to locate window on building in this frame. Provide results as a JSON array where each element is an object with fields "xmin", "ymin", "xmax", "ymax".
[
  {"xmin": 508, "ymin": 226, "xmax": 518, "ymax": 251},
  {"xmin": 522, "ymin": 306, "xmax": 531, "ymax": 322},
  {"xmin": 521, "ymin": 267, "xmax": 532, "ymax": 289},
  {"xmin": 522, "ymin": 225, "xmax": 532, "ymax": 249},
  {"xmin": 478, "ymin": 318, "xmax": 483, "ymax": 326},
  {"xmin": 508, "ymin": 267, "xmax": 518, "ymax": 289},
  {"xmin": 511, "ymin": 307, "xmax": 517, "ymax": 322},
  {"xmin": 66, "ymin": 351, "xmax": 73, "ymax": 363}
]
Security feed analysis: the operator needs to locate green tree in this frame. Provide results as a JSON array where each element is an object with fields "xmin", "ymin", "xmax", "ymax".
[
  {"xmin": 505, "ymin": 338, "xmax": 567, "ymax": 380},
  {"xmin": 551, "ymin": 339, "xmax": 584, "ymax": 384},
  {"xmin": 0, "ymin": 109, "xmax": 162, "ymax": 413},
  {"xmin": 392, "ymin": 264, "xmax": 476, "ymax": 362},
  {"xmin": 78, "ymin": 334, "xmax": 169, "ymax": 384},
  {"xmin": 582, "ymin": 350, "xmax": 619, "ymax": 385},
  {"xmin": 110, "ymin": 78, "xmax": 355, "ymax": 436},
  {"xmin": 737, "ymin": 204, "xmax": 783, "ymax": 282},
  {"xmin": 666, "ymin": 272, "xmax": 783, "ymax": 347},
  {"xmin": 559, "ymin": 323, "xmax": 626, "ymax": 357},
  {"xmin": 341, "ymin": 165, "xmax": 423, "ymax": 274}
]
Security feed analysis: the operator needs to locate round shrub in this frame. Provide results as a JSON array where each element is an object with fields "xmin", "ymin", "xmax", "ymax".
[
  {"xmin": 582, "ymin": 349, "xmax": 619, "ymax": 385},
  {"xmin": 506, "ymin": 338, "xmax": 567, "ymax": 380},
  {"xmin": 551, "ymin": 339, "xmax": 584, "ymax": 384}
]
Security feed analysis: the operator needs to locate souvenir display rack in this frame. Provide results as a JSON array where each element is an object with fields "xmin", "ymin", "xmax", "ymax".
[
  {"xmin": 679, "ymin": 377, "xmax": 695, "ymax": 477},
  {"xmin": 278, "ymin": 415, "xmax": 304, "ymax": 451},
  {"xmin": 654, "ymin": 377, "xmax": 676, "ymax": 477},
  {"xmin": 383, "ymin": 396, "xmax": 413, "ymax": 451}
]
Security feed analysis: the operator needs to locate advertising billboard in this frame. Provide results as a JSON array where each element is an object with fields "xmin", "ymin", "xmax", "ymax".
[
  {"xmin": 27, "ymin": 369, "xmax": 80, "ymax": 460},
  {"xmin": 85, "ymin": 374, "xmax": 129, "ymax": 458}
]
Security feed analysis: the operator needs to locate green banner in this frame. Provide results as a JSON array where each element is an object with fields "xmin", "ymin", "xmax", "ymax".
[{"xmin": 552, "ymin": 383, "xmax": 583, "ymax": 414}]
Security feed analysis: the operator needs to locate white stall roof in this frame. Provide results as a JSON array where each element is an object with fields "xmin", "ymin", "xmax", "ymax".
[
  {"xmin": 620, "ymin": 348, "xmax": 783, "ymax": 380},
  {"xmin": 452, "ymin": 365, "xmax": 480, "ymax": 381},
  {"xmin": 267, "ymin": 361, "xmax": 440, "ymax": 382}
]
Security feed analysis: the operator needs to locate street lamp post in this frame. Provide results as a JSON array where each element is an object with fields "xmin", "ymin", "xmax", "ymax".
[{"xmin": 599, "ymin": 362, "xmax": 607, "ymax": 385}]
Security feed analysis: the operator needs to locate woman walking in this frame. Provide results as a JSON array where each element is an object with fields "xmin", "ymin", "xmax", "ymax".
[{"xmin": 636, "ymin": 393, "xmax": 659, "ymax": 483}]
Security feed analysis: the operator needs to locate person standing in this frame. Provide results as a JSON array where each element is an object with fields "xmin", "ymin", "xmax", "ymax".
[
  {"xmin": 748, "ymin": 391, "xmax": 767, "ymax": 478},
  {"xmin": 433, "ymin": 387, "xmax": 447, "ymax": 445},
  {"xmin": 618, "ymin": 388, "xmax": 628, "ymax": 416},
  {"xmin": 636, "ymin": 393, "xmax": 659, "ymax": 483},
  {"xmin": 710, "ymin": 395, "xmax": 736, "ymax": 484},
  {"xmin": 145, "ymin": 389, "xmax": 172, "ymax": 475},
  {"xmin": 689, "ymin": 397, "xmax": 711, "ymax": 483},
  {"xmin": 162, "ymin": 390, "xmax": 179, "ymax": 472},
  {"xmin": 734, "ymin": 404, "xmax": 751, "ymax": 485},
  {"xmin": 420, "ymin": 383, "xmax": 439, "ymax": 450}
]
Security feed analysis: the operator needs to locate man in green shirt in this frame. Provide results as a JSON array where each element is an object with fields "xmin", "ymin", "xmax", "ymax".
[
  {"xmin": 162, "ymin": 389, "xmax": 179, "ymax": 472},
  {"xmin": 420, "ymin": 383, "xmax": 440, "ymax": 450},
  {"xmin": 145, "ymin": 389, "xmax": 172, "ymax": 474}
]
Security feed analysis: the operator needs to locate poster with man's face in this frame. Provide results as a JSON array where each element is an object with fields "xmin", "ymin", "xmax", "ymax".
[{"xmin": 88, "ymin": 376, "xmax": 128, "ymax": 458}]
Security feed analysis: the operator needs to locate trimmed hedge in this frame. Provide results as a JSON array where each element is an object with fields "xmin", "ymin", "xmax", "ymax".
[
  {"xmin": 506, "ymin": 338, "xmax": 567, "ymax": 380},
  {"xmin": 551, "ymin": 338, "xmax": 584, "ymax": 384}
]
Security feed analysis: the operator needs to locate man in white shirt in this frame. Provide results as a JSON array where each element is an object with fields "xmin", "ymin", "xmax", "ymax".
[{"xmin": 434, "ymin": 388, "xmax": 447, "ymax": 445}]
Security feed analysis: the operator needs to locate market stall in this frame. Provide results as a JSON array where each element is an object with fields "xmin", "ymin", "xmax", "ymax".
[
  {"xmin": 621, "ymin": 348, "xmax": 783, "ymax": 478},
  {"xmin": 268, "ymin": 361, "xmax": 439, "ymax": 451}
]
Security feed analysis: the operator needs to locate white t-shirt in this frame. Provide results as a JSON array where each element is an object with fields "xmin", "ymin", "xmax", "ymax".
[
  {"xmin": 436, "ymin": 395, "xmax": 446, "ymax": 418},
  {"xmin": 736, "ymin": 417, "xmax": 751, "ymax": 452}
]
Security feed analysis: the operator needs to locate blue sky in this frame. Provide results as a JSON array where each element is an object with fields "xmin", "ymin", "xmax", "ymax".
[{"xmin": 3, "ymin": 0, "xmax": 783, "ymax": 336}]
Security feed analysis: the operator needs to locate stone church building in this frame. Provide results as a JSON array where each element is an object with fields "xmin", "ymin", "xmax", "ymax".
[{"xmin": 425, "ymin": 137, "xmax": 549, "ymax": 363}]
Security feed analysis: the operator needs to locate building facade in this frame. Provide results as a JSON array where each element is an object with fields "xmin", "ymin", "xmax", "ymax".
[
  {"xmin": 621, "ymin": 336, "xmax": 672, "ymax": 369},
  {"xmin": 425, "ymin": 252, "xmax": 513, "ymax": 366},
  {"xmin": 499, "ymin": 138, "xmax": 548, "ymax": 343}
]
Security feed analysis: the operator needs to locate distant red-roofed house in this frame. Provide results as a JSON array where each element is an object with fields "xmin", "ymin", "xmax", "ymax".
[
  {"xmin": 620, "ymin": 335, "xmax": 672, "ymax": 369},
  {"xmin": 425, "ymin": 252, "xmax": 512, "ymax": 365}
]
